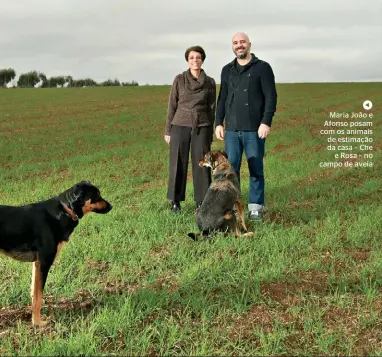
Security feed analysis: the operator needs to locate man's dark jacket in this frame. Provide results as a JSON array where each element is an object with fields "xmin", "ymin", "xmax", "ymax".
[{"xmin": 215, "ymin": 54, "xmax": 277, "ymax": 131}]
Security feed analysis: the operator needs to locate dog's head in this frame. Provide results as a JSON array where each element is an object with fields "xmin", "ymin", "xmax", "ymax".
[
  {"xmin": 60, "ymin": 181, "xmax": 112, "ymax": 219},
  {"xmin": 199, "ymin": 151, "xmax": 228, "ymax": 170}
]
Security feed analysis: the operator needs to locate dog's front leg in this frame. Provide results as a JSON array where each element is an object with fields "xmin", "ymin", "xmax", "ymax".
[
  {"xmin": 31, "ymin": 260, "xmax": 46, "ymax": 326},
  {"xmin": 31, "ymin": 252, "xmax": 55, "ymax": 326},
  {"xmin": 30, "ymin": 242, "xmax": 64, "ymax": 301},
  {"xmin": 235, "ymin": 199, "xmax": 248, "ymax": 231},
  {"xmin": 55, "ymin": 241, "xmax": 65, "ymax": 260}
]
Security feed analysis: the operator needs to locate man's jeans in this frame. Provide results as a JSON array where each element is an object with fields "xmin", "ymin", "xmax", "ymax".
[{"xmin": 224, "ymin": 130, "xmax": 265, "ymax": 211}]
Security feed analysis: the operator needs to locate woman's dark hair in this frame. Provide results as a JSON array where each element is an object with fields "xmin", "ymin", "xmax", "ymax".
[{"xmin": 185, "ymin": 46, "xmax": 206, "ymax": 62}]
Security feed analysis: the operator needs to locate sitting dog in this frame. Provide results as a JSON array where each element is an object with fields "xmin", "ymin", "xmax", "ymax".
[
  {"xmin": 0, "ymin": 181, "xmax": 112, "ymax": 326},
  {"xmin": 188, "ymin": 151, "xmax": 252, "ymax": 240}
]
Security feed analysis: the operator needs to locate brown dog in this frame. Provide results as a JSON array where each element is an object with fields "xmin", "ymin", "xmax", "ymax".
[{"xmin": 188, "ymin": 151, "xmax": 253, "ymax": 240}]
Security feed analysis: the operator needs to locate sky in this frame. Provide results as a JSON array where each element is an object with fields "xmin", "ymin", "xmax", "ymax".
[{"xmin": 1, "ymin": 0, "xmax": 381, "ymax": 85}]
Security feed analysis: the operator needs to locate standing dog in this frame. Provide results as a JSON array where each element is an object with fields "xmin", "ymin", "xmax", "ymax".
[
  {"xmin": 0, "ymin": 181, "xmax": 112, "ymax": 326},
  {"xmin": 188, "ymin": 151, "xmax": 252, "ymax": 240}
]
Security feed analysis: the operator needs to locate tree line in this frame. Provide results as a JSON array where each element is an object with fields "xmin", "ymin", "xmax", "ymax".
[{"xmin": 0, "ymin": 68, "xmax": 139, "ymax": 88}]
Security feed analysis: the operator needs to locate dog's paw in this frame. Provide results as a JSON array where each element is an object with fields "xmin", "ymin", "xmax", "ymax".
[
  {"xmin": 236, "ymin": 231, "xmax": 254, "ymax": 238},
  {"xmin": 32, "ymin": 318, "xmax": 48, "ymax": 327}
]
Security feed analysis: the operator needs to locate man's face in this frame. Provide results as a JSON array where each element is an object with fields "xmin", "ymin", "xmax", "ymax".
[{"xmin": 232, "ymin": 34, "xmax": 251, "ymax": 59}]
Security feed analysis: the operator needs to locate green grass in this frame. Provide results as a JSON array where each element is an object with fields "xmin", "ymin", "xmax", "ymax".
[{"xmin": 0, "ymin": 83, "xmax": 381, "ymax": 356}]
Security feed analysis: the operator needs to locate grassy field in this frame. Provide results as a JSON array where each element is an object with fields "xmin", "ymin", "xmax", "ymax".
[{"xmin": 0, "ymin": 83, "xmax": 381, "ymax": 356}]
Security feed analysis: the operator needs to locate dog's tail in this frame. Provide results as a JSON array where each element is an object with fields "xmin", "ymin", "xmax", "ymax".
[
  {"xmin": 187, "ymin": 232, "xmax": 199, "ymax": 241},
  {"xmin": 187, "ymin": 230, "xmax": 210, "ymax": 241}
]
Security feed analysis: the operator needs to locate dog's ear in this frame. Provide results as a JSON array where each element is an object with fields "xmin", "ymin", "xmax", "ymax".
[
  {"xmin": 210, "ymin": 151, "xmax": 218, "ymax": 161},
  {"xmin": 78, "ymin": 180, "xmax": 91, "ymax": 185},
  {"xmin": 214, "ymin": 151, "xmax": 228, "ymax": 161},
  {"xmin": 68, "ymin": 183, "xmax": 87, "ymax": 218}
]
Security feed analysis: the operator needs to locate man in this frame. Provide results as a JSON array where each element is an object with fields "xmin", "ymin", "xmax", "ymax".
[{"xmin": 215, "ymin": 32, "xmax": 277, "ymax": 221}]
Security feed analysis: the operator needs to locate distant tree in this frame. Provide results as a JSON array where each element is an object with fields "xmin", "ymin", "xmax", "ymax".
[
  {"xmin": 0, "ymin": 68, "xmax": 16, "ymax": 87},
  {"xmin": 71, "ymin": 78, "xmax": 98, "ymax": 87},
  {"xmin": 101, "ymin": 79, "xmax": 114, "ymax": 86},
  {"xmin": 7, "ymin": 71, "xmax": 139, "ymax": 88},
  {"xmin": 40, "ymin": 75, "xmax": 73, "ymax": 87},
  {"xmin": 101, "ymin": 78, "xmax": 121, "ymax": 86},
  {"xmin": 50, "ymin": 76, "xmax": 66, "ymax": 87},
  {"xmin": 65, "ymin": 76, "xmax": 73, "ymax": 85},
  {"xmin": 38, "ymin": 72, "xmax": 47, "ymax": 87},
  {"xmin": 17, "ymin": 70, "xmax": 40, "ymax": 88},
  {"xmin": 38, "ymin": 72, "xmax": 47, "ymax": 83},
  {"xmin": 121, "ymin": 80, "xmax": 139, "ymax": 86},
  {"xmin": 85, "ymin": 78, "xmax": 98, "ymax": 86}
]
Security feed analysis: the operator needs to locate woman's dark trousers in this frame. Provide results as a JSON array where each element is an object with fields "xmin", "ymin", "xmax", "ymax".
[{"xmin": 167, "ymin": 125, "xmax": 212, "ymax": 203}]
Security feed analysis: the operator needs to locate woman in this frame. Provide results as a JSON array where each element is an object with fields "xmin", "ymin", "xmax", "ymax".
[{"xmin": 164, "ymin": 45, "xmax": 216, "ymax": 212}]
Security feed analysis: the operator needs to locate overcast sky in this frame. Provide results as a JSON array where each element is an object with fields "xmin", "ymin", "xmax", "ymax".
[{"xmin": 1, "ymin": 0, "xmax": 381, "ymax": 84}]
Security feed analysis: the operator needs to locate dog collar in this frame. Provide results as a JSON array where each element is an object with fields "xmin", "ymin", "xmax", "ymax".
[{"xmin": 61, "ymin": 203, "xmax": 79, "ymax": 221}]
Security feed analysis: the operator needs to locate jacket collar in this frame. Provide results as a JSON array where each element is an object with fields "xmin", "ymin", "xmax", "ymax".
[{"xmin": 229, "ymin": 53, "xmax": 259, "ymax": 67}]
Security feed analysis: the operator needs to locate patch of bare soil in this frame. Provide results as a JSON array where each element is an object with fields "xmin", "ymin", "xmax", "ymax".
[
  {"xmin": 0, "ymin": 306, "xmax": 31, "ymax": 329},
  {"xmin": 283, "ymin": 143, "xmax": 326, "ymax": 161},
  {"xmin": 269, "ymin": 139, "xmax": 302, "ymax": 154},
  {"xmin": 289, "ymin": 200, "xmax": 315, "ymax": 209},
  {"xmin": 151, "ymin": 275, "xmax": 179, "ymax": 293},
  {"xmin": 216, "ymin": 248, "xmax": 240, "ymax": 262},
  {"xmin": 322, "ymin": 300, "xmax": 382, "ymax": 355},
  {"xmin": 273, "ymin": 115, "xmax": 312, "ymax": 130},
  {"xmin": 333, "ymin": 171, "xmax": 367, "ymax": 187},
  {"xmin": 87, "ymin": 259, "xmax": 111, "ymax": 274},
  {"xmin": 2, "ymin": 139, "xmax": 138, "ymax": 170},
  {"xmin": 148, "ymin": 245, "xmax": 171, "ymax": 260},
  {"xmin": 320, "ymin": 98, "xmax": 359, "ymax": 114},
  {"xmin": 312, "ymin": 91, "xmax": 347, "ymax": 102},
  {"xmin": 260, "ymin": 270, "xmax": 329, "ymax": 307},
  {"xmin": 0, "ymin": 121, "xmax": 64, "ymax": 134},
  {"xmin": 319, "ymin": 92, "xmax": 381, "ymax": 115},
  {"xmin": 294, "ymin": 167, "xmax": 334, "ymax": 188},
  {"xmin": 307, "ymin": 124, "xmax": 322, "ymax": 138},
  {"xmin": 312, "ymin": 247, "xmax": 373, "ymax": 280},
  {"xmin": 225, "ymin": 271, "xmax": 381, "ymax": 355},
  {"xmin": 263, "ymin": 206, "xmax": 319, "ymax": 226},
  {"xmin": 137, "ymin": 179, "xmax": 167, "ymax": 192},
  {"xmin": 0, "ymin": 289, "xmax": 96, "ymax": 331},
  {"xmin": 99, "ymin": 280, "xmax": 140, "ymax": 295},
  {"xmin": 347, "ymin": 248, "xmax": 370, "ymax": 262},
  {"xmin": 16, "ymin": 168, "xmax": 72, "ymax": 182},
  {"xmin": 4, "ymin": 103, "xmax": 134, "ymax": 124},
  {"xmin": 100, "ymin": 328, "xmax": 126, "ymax": 353},
  {"xmin": 227, "ymin": 304, "xmax": 295, "ymax": 341},
  {"xmin": 262, "ymin": 210, "xmax": 299, "ymax": 227}
]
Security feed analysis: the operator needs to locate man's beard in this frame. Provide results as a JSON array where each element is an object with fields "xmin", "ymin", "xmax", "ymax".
[
  {"xmin": 235, "ymin": 48, "xmax": 249, "ymax": 59},
  {"xmin": 237, "ymin": 52, "xmax": 248, "ymax": 59}
]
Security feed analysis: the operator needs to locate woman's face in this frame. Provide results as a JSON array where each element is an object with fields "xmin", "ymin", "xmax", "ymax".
[{"xmin": 187, "ymin": 51, "xmax": 203, "ymax": 71}]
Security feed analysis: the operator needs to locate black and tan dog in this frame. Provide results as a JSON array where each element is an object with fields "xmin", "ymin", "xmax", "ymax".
[
  {"xmin": 0, "ymin": 181, "xmax": 112, "ymax": 326},
  {"xmin": 188, "ymin": 151, "xmax": 253, "ymax": 240}
]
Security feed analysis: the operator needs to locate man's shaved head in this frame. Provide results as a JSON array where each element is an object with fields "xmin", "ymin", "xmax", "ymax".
[
  {"xmin": 232, "ymin": 32, "xmax": 250, "ymax": 43},
  {"xmin": 231, "ymin": 32, "xmax": 251, "ymax": 60}
]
